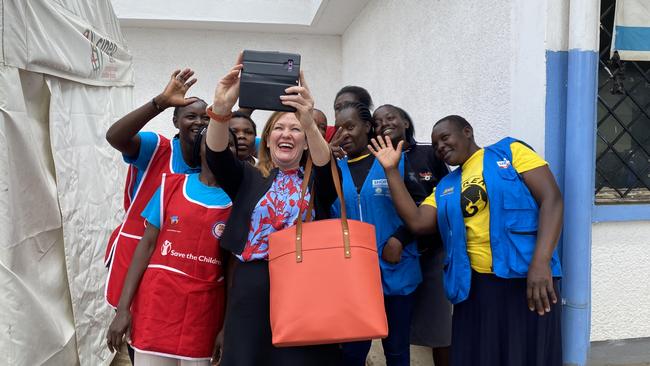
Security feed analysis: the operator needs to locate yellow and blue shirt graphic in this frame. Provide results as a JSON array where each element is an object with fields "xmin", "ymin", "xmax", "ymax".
[{"xmin": 421, "ymin": 142, "xmax": 547, "ymax": 273}]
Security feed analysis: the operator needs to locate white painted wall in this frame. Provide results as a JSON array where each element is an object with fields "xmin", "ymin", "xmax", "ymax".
[
  {"xmin": 341, "ymin": 0, "xmax": 546, "ymax": 153},
  {"xmin": 546, "ymin": 0, "xmax": 570, "ymax": 52},
  {"xmin": 119, "ymin": 1, "xmax": 650, "ymax": 344},
  {"xmin": 591, "ymin": 221, "xmax": 650, "ymax": 341},
  {"xmin": 510, "ymin": 0, "xmax": 547, "ymax": 154},
  {"xmin": 341, "ymin": 0, "xmax": 650, "ymax": 344},
  {"xmin": 121, "ymin": 27, "xmax": 341, "ymax": 137}
]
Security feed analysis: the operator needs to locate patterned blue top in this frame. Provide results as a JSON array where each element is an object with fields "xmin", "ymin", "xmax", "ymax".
[{"xmin": 236, "ymin": 169, "xmax": 311, "ymax": 262}]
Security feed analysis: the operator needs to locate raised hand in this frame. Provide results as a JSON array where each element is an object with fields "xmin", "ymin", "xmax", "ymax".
[
  {"xmin": 369, "ymin": 135, "xmax": 404, "ymax": 170},
  {"xmin": 156, "ymin": 68, "xmax": 199, "ymax": 108},
  {"xmin": 206, "ymin": 53, "xmax": 244, "ymax": 153},
  {"xmin": 280, "ymin": 71, "xmax": 315, "ymax": 130},
  {"xmin": 212, "ymin": 52, "xmax": 244, "ymax": 115}
]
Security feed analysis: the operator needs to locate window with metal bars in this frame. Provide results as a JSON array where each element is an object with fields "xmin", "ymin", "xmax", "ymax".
[{"xmin": 596, "ymin": 0, "xmax": 650, "ymax": 204}]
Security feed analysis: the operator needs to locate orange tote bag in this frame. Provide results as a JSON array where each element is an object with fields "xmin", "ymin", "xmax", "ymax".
[{"xmin": 268, "ymin": 158, "xmax": 388, "ymax": 347}]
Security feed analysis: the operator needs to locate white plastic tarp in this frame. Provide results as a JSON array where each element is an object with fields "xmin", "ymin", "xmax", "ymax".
[
  {"xmin": 611, "ymin": 0, "xmax": 650, "ymax": 61},
  {"xmin": 1, "ymin": 1, "xmax": 133, "ymax": 365},
  {"xmin": 2, "ymin": 0, "xmax": 134, "ymax": 86}
]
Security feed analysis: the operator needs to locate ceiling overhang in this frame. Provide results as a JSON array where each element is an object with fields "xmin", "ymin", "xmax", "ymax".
[{"xmin": 111, "ymin": 0, "xmax": 370, "ymax": 35}]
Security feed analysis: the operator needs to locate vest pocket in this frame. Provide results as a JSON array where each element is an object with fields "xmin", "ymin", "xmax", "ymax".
[
  {"xmin": 499, "ymin": 172, "xmax": 538, "ymax": 211},
  {"xmin": 506, "ymin": 226, "xmax": 537, "ymax": 275},
  {"xmin": 496, "ymin": 166, "xmax": 519, "ymax": 180},
  {"xmin": 502, "ymin": 184, "xmax": 538, "ymax": 210},
  {"xmin": 379, "ymin": 255, "xmax": 422, "ymax": 295}
]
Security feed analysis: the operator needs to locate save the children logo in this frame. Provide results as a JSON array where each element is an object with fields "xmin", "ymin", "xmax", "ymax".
[
  {"xmin": 212, "ymin": 222, "xmax": 226, "ymax": 239},
  {"xmin": 162, "ymin": 242, "xmax": 221, "ymax": 265},
  {"xmin": 161, "ymin": 240, "xmax": 172, "ymax": 256}
]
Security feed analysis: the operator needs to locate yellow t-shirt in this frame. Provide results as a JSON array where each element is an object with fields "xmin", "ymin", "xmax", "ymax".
[{"xmin": 421, "ymin": 142, "xmax": 547, "ymax": 273}]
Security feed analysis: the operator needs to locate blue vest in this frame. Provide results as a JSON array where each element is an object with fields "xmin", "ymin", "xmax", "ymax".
[
  {"xmin": 435, "ymin": 137, "xmax": 562, "ymax": 304},
  {"xmin": 332, "ymin": 155, "xmax": 422, "ymax": 296}
]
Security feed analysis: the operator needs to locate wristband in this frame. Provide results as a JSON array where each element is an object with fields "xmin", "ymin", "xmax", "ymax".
[
  {"xmin": 151, "ymin": 97, "xmax": 165, "ymax": 112},
  {"xmin": 206, "ymin": 105, "xmax": 232, "ymax": 123}
]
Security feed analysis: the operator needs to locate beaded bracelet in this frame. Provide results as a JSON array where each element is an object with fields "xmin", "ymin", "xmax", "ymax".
[{"xmin": 206, "ymin": 105, "xmax": 232, "ymax": 122}]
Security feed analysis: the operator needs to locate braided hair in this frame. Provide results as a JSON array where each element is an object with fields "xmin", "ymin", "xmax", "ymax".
[
  {"xmin": 374, "ymin": 104, "xmax": 417, "ymax": 145},
  {"xmin": 337, "ymin": 101, "xmax": 374, "ymax": 141}
]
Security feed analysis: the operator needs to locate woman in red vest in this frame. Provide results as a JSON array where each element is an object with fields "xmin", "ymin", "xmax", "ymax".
[
  {"xmin": 106, "ymin": 129, "xmax": 233, "ymax": 366},
  {"xmin": 104, "ymin": 69, "xmax": 210, "ymax": 310}
]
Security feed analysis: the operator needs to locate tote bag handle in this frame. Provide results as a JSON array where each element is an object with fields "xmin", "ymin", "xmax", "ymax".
[{"xmin": 294, "ymin": 155, "xmax": 351, "ymax": 262}]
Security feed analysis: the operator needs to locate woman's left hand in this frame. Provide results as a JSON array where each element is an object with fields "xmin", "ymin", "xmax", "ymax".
[
  {"xmin": 382, "ymin": 237, "xmax": 403, "ymax": 264},
  {"xmin": 280, "ymin": 71, "xmax": 315, "ymax": 131},
  {"xmin": 211, "ymin": 328, "xmax": 225, "ymax": 365},
  {"xmin": 526, "ymin": 259, "xmax": 557, "ymax": 315},
  {"xmin": 369, "ymin": 135, "xmax": 404, "ymax": 171},
  {"xmin": 106, "ymin": 309, "xmax": 131, "ymax": 353}
]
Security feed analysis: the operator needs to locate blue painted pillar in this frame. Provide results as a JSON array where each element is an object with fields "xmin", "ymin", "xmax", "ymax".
[
  {"xmin": 545, "ymin": 50, "xmax": 568, "ymax": 188},
  {"xmin": 562, "ymin": 0, "xmax": 600, "ymax": 364}
]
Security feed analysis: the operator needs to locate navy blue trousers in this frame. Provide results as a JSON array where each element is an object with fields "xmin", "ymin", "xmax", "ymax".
[{"xmin": 341, "ymin": 294, "xmax": 414, "ymax": 366}]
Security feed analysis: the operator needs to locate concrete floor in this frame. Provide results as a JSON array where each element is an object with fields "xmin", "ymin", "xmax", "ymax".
[
  {"xmin": 367, "ymin": 342, "xmax": 433, "ymax": 365},
  {"xmin": 110, "ymin": 338, "xmax": 650, "ymax": 366},
  {"xmin": 587, "ymin": 338, "xmax": 650, "ymax": 366},
  {"xmin": 366, "ymin": 338, "xmax": 650, "ymax": 366},
  {"xmin": 110, "ymin": 345, "xmax": 130, "ymax": 366}
]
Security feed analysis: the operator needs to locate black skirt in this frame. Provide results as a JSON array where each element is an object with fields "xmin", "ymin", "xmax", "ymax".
[
  {"xmin": 451, "ymin": 271, "xmax": 562, "ymax": 366},
  {"xmin": 220, "ymin": 260, "xmax": 341, "ymax": 366},
  {"xmin": 409, "ymin": 247, "xmax": 452, "ymax": 348}
]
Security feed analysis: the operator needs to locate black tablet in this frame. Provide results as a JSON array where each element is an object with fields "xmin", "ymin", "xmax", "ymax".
[{"xmin": 239, "ymin": 50, "xmax": 301, "ymax": 112}]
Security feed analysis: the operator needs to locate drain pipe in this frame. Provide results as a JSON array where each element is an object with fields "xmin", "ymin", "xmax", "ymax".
[{"xmin": 562, "ymin": 0, "xmax": 600, "ymax": 365}]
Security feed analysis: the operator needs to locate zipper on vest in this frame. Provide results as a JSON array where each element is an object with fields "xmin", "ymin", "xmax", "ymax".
[
  {"xmin": 444, "ymin": 205, "xmax": 452, "ymax": 237},
  {"xmin": 358, "ymin": 194, "xmax": 363, "ymax": 222}
]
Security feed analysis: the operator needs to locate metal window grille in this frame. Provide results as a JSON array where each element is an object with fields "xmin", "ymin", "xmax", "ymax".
[{"xmin": 596, "ymin": 0, "xmax": 650, "ymax": 204}]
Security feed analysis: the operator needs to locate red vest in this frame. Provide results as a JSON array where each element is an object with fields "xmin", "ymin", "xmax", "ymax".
[
  {"xmin": 123, "ymin": 165, "xmax": 137, "ymax": 211},
  {"xmin": 129, "ymin": 174, "xmax": 230, "ymax": 359},
  {"xmin": 105, "ymin": 134, "xmax": 173, "ymax": 306}
]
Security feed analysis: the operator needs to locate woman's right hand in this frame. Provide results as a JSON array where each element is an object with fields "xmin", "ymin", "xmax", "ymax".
[
  {"xmin": 212, "ymin": 53, "xmax": 244, "ymax": 115},
  {"xmin": 106, "ymin": 309, "xmax": 132, "ymax": 353},
  {"xmin": 369, "ymin": 135, "xmax": 403, "ymax": 170},
  {"xmin": 155, "ymin": 68, "xmax": 199, "ymax": 109},
  {"xmin": 329, "ymin": 127, "xmax": 347, "ymax": 159}
]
